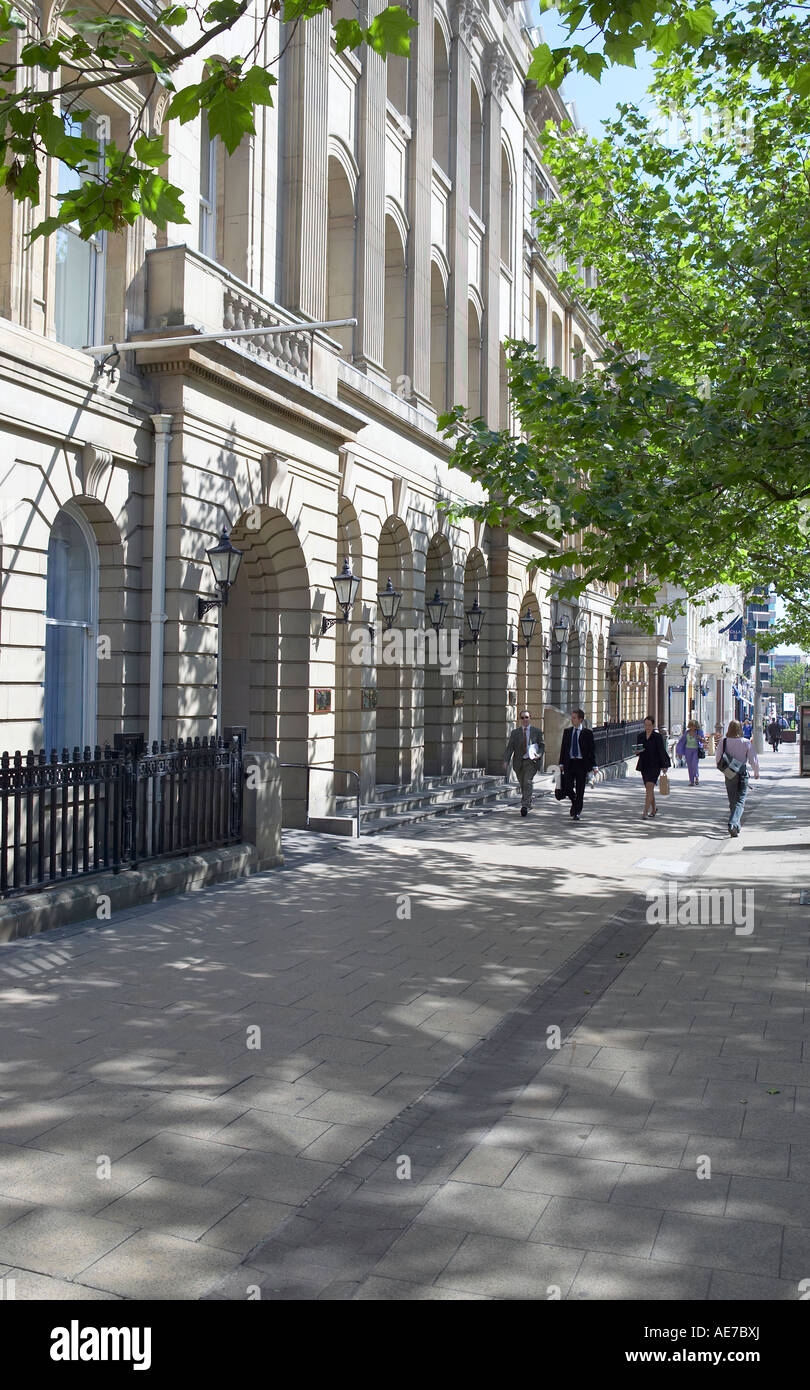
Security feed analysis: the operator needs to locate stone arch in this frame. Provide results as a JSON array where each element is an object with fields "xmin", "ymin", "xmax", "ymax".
[
  {"xmin": 433, "ymin": 20, "xmax": 451, "ymax": 174},
  {"xmin": 334, "ymin": 496, "xmax": 365, "ymax": 788},
  {"xmin": 424, "ymin": 533, "xmax": 453, "ymax": 777},
  {"xmin": 463, "ymin": 547, "xmax": 489, "ymax": 771},
  {"xmin": 515, "ymin": 591, "xmax": 544, "ymax": 734},
  {"xmin": 327, "ymin": 154, "xmax": 356, "ymax": 358},
  {"xmin": 585, "ymin": 630, "xmax": 595, "ymax": 724},
  {"xmin": 470, "ymin": 79, "xmax": 483, "ymax": 219},
  {"xmin": 598, "ymin": 633, "xmax": 608, "ymax": 724},
  {"xmin": 376, "ymin": 516, "xmax": 415, "ymax": 787},
  {"xmin": 535, "ymin": 293, "xmax": 548, "ymax": 363},
  {"xmin": 572, "ymin": 332, "xmax": 584, "ymax": 379},
  {"xmin": 384, "ymin": 212, "xmax": 407, "ymax": 390},
  {"xmin": 551, "ymin": 312, "xmax": 563, "ymax": 371},
  {"xmin": 500, "ymin": 139, "xmax": 514, "ymax": 270},
  {"xmin": 568, "ymin": 626, "xmax": 582, "ymax": 710},
  {"xmin": 430, "ymin": 257, "xmax": 449, "ymax": 415},
  {"xmin": 219, "ymin": 506, "xmax": 311, "ymax": 824},
  {"xmin": 467, "ymin": 298, "xmax": 482, "ymax": 420}
]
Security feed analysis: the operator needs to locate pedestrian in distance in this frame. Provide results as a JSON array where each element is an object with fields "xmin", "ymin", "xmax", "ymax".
[
  {"xmin": 675, "ymin": 718, "xmax": 705, "ymax": 785},
  {"xmin": 717, "ymin": 718, "xmax": 759, "ymax": 838},
  {"xmin": 504, "ymin": 710, "xmax": 545, "ymax": 817},
  {"xmin": 767, "ymin": 717, "xmax": 781, "ymax": 751},
  {"xmin": 742, "ymin": 716, "xmax": 753, "ymax": 739},
  {"xmin": 637, "ymin": 715, "xmax": 671, "ymax": 818},
  {"xmin": 558, "ymin": 708, "xmax": 596, "ymax": 822}
]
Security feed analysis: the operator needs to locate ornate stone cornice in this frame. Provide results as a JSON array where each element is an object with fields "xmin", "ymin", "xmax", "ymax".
[
  {"xmin": 483, "ymin": 41, "xmax": 513, "ymax": 101},
  {"xmin": 452, "ymin": 0, "xmax": 483, "ymax": 46},
  {"xmin": 524, "ymin": 79, "xmax": 545, "ymax": 127}
]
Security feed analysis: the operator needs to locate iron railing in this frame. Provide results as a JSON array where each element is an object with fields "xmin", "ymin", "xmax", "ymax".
[
  {"xmin": 0, "ymin": 736, "xmax": 243, "ymax": 899},
  {"xmin": 591, "ymin": 720, "xmax": 646, "ymax": 769}
]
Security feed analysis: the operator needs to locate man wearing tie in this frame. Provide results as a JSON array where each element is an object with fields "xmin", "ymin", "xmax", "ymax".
[
  {"xmin": 559, "ymin": 708, "xmax": 597, "ymax": 821},
  {"xmin": 504, "ymin": 709, "xmax": 545, "ymax": 817}
]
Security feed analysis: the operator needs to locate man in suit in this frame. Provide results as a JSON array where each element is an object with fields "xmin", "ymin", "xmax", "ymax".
[
  {"xmin": 559, "ymin": 708, "xmax": 597, "ymax": 821},
  {"xmin": 504, "ymin": 710, "xmax": 545, "ymax": 817}
]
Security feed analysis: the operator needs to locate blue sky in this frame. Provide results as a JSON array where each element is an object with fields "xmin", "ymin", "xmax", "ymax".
[{"xmin": 526, "ymin": 1, "xmax": 657, "ymax": 136}]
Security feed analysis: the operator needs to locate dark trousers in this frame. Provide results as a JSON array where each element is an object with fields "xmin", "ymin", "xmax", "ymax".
[
  {"xmin": 564, "ymin": 760, "xmax": 587, "ymax": 815},
  {"xmin": 725, "ymin": 771, "xmax": 749, "ymax": 829}
]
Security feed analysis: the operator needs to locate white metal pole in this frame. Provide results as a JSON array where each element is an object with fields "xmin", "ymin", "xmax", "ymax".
[
  {"xmin": 148, "ymin": 413, "xmax": 172, "ymax": 746},
  {"xmin": 753, "ymin": 638, "xmax": 765, "ymax": 753},
  {"xmin": 84, "ymin": 318, "xmax": 358, "ymax": 356},
  {"xmin": 216, "ymin": 605, "xmax": 224, "ymax": 741}
]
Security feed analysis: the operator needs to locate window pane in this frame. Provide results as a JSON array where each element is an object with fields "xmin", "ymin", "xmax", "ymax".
[
  {"xmin": 44, "ymin": 624, "xmax": 85, "ymax": 752},
  {"xmin": 47, "ymin": 511, "xmax": 91, "ymax": 622},
  {"xmin": 54, "ymin": 227, "xmax": 95, "ymax": 349}
]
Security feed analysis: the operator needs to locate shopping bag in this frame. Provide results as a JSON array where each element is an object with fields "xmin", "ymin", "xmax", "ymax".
[{"xmin": 658, "ymin": 773, "xmax": 670, "ymax": 797}]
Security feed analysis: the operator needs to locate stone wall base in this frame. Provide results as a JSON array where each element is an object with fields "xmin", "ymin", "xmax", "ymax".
[{"xmin": 0, "ymin": 843, "xmax": 279, "ymax": 944}]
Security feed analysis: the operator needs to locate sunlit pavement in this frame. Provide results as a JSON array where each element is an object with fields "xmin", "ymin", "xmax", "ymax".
[{"xmin": 0, "ymin": 746, "xmax": 806, "ymax": 1299}]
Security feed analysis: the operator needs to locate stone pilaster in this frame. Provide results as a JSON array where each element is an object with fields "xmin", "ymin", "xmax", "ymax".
[
  {"xmin": 353, "ymin": 0, "xmax": 388, "ymax": 376},
  {"xmin": 448, "ymin": 0, "xmax": 480, "ymax": 404},
  {"xmin": 405, "ymin": 0, "xmax": 434, "ymax": 404},
  {"xmin": 482, "ymin": 41, "xmax": 513, "ymax": 425},
  {"xmin": 280, "ymin": 11, "xmax": 330, "ymax": 318}
]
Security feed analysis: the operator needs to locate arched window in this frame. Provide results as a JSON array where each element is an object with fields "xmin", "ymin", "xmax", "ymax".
[
  {"xmin": 572, "ymin": 333, "xmax": 584, "ymax": 379},
  {"xmin": 327, "ymin": 156, "xmax": 356, "ymax": 358},
  {"xmin": 384, "ymin": 214, "xmax": 407, "ymax": 389},
  {"xmin": 387, "ymin": 53, "xmax": 408, "ymax": 115},
  {"xmin": 467, "ymin": 301, "xmax": 482, "ymax": 420},
  {"xmin": 535, "ymin": 294, "xmax": 548, "ymax": 363},
  {"xmin": 470, "ymin": 83, "xmax": 483, "ymax": 219},
  {"xmin": 433, "ymin": 25, "xmax": 450, "ymax": 174},
  {"xmin": 500, "ymin": 144, "xmax": 513, "ymax": 269},
  {"xmin": 551, "ymin": 312, "xmax": 563, "ymax": 371},
  {"xmin": 44, "ymin": 506, "xmax": 98, "ymax": 751},
  {"xmin": 430, "ymin": 261, "xmax": 448, "ymax": 413}
]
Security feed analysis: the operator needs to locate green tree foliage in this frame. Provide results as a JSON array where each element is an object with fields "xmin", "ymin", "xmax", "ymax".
[
  {"xmin": 771, "ymin": 660, "xmax": 810, "ymax": 696},
  {"xmin": 439, "ymin": 2, "xmax": 810, "ymax": 649},
  {"xmin": 0, "ymin": 0, "xmax": 415, "ymax": 239}
]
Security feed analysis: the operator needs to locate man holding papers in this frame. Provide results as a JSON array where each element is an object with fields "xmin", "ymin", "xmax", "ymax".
[{"xmin": 504, "ymin": 710, "xmax": 545, "ymax": 817}]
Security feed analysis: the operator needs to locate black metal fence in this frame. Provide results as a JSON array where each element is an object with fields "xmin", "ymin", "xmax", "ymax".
[
  {"xmin": 591, "ymin": 720, "xmax": 646, "ymax": 768},
  {"xmin": 0, "ymin": 736, "xmax": 243, "ymax": 899}
]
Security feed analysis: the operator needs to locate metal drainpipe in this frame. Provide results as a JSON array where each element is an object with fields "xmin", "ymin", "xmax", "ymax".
[{"xmin": 148, "ymin": 413, "xmax": 172, "ymax": 746}]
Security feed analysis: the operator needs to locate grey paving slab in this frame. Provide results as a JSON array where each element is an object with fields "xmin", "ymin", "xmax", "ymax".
[
  {"xmin": 680, "ymin": 1134, "xmax": 791, "ymax": 1178},
  {"xmin": 435, "ymin": 1234, "xmax": 584, "ymax": 1299},
  {"xmin": 503, "ymin": 1153, "xmax": 622, "ymax": 1200},
  {"xmin": 0, "ymin": 1206, "xmax": 134, "ymax": 1279},
  {"xmin": 651, "ymin": 1209, "xmax": 783, "ymax": 1277},
  {"xmin": 351, "ymin": 1274, "xmax": 491, "ymax": 1299},
  {"xmin": 0, "ymin": 1268, "xmax": 124, "ymax": 1299},
  {"xmin": 724, "ymin": 1173, "xmax": 810, "ymax": 1228},
  {"xmin": 198, "ymin": 1196, "xmax": 297, "ymax": 1255},
  {"xmin": 609, "ymin": 1162, "xmax": 731, "ymax": 1217},
  {"xmin": 568, "ymin": 1250, "xmax": 711, "ymax": 1301},
  {"xmin": 97, "ymin": 1177, "xmax": 243, "ymax": 1242},
  {"xmin": 530, "ymin": 1194, "xmax": 662, "ymax": 1258},
  {"xmin": 79, "ymin": 1230, "xmax": 242, "ymax": 1299},
  {"xmin": 416, "ymin": 1181, "xmax": 550, "ymax": 1239}
]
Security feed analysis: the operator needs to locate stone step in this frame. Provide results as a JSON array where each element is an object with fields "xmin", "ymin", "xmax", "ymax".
[{"xmin": 335, "ymin": 774, "xmax": 510, "ymax": 822}]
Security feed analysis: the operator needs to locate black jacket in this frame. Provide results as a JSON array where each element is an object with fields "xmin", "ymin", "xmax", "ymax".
[
  {"xmin": 559, "ymin": 724, "xmax": 596, "ymax": 772},
  {"xmin": 636, "ymin": 729, "xmax": 670, "ymax": 779}
]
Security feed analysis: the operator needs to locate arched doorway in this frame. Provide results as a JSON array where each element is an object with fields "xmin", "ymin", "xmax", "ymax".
[
  {"xmin": 424, "ymin": 534, "xmax": 453, "ymax": 777},
  {"xmin": 515, "ymin": 591, "xmax": 543, "ymax": 734},
  {"xmin": 376, "ymin": 516, "xmax": 413, "ymax": 787},
  {"xmin": 220, "ymin": 506, "xmax": 310, "ymax": 825},
  {"xmin": 585, "ymin": 631, "xmax": 595, "ymax": 724},
  {"xmin": 463, "ymin": 549, "xmax": 489, "ymax": 771}
]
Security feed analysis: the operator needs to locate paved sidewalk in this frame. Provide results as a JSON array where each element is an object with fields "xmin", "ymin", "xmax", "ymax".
[{"xmin": 0, "ymin": 746, "xmax": 806, "ymax": 1299}]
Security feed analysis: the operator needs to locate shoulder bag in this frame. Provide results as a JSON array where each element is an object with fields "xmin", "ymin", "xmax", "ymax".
[{"xmin": 717, "ymin": 737, "xmax": 746, "ymax": 782}]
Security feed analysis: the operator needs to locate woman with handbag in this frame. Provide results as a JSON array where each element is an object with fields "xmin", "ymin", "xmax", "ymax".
[
  {"xmin": 637, "ymin": 715, "xmax": 671, "ymax": 819},
  {"xmin": 716, "ymin": 719, "xmax": 759, "ymax": 837},
  {"xmin": 675, "ymin": 719, "xmax": 706, "ymax": 785}
]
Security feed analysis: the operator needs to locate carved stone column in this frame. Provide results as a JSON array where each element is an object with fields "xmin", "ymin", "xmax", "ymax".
[
  {"xmin": 448, "ymin": 0, "xmax": 481, "ymax": 404},
  {"xmin": 405, "ymin": 0, "xmax": 434, "ymax": 404},
  {"xmin": 353, "ymin": 0, "xmax": 388, "ymax": 376},
  {"xmin": 482, "ymin": 41, "xmax": 513, "ymax": 425},
  {"xmin": 280, "ymin": 11, "xmax": 330, "ymax": 318}
]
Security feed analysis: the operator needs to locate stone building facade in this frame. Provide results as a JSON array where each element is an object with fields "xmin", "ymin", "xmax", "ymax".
[{"xmin": 0, "ymin": 0, "xmax": 615, "ymax": 824}]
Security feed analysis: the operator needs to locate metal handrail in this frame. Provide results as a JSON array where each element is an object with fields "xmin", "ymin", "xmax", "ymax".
[{"xmin": 277, "ymin": 762, "xmax": 361, "ymax": 838}]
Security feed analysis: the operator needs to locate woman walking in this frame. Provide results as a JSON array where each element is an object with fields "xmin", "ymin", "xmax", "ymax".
[
  {"xmin": 716, "ymin": 718, "xmax": 759, "ymax": 837},
  {"xmin": 676, "ymin": 719, "xmax": 705, "ymax": 785},
  {"xmin": 637, "ymin": 715, "xmax": 671, "ymax": 818},
  {"xmin": 767, "ymin": 717, "xmax": 781, "ymax": 752}
]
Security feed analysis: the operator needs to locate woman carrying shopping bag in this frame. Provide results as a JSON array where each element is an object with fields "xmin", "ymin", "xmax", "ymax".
[
  {"xmin": 637, "ymin": 715, "xmax": 671, "ymax": 819},
  {"xmin": 716, "ymin": 719, "xmax": 759, "ymax": 838},
  {"xmin": 675, "ymin": 719, "xmax": 706, "ymax": 786}
]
